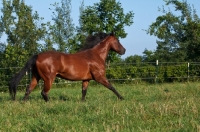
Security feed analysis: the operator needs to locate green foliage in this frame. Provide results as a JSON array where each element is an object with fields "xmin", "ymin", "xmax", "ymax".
[
  {"xmin": 142, "ymin": 49, "xmax": 156, "ymax": 62},
  {"xmin": 1, "ymin": 0, "xmax": 46, "ymax": 66},
  {"xmin": 41, "ymin": 22, "xmax": 55, "ymax": 52},
  {"xmin": 80, "ymin": 0, "xmax": 134, "ymax": 36},
  {"xmin": 0, "ymin": 17, "xmax": 3, "ymax": 37},
  {"xmin": 146, "ymin": 0, "xmax": 200, "ymax": 62},
  {"xmin": 49, "ymin": 0, "xmax": 75, "ymax": 53},
  {"xmin": 124, "ymin": 55, "xmax": 143, "ymax": 64}
]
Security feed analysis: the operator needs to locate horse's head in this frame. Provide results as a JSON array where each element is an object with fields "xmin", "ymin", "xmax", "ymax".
[
  {"xmin": 79, "ymin": 32, "xmax": 126, "ymax": 56},
  {"xmin": 108, "ymin": 32, "xmax": 126, "ymax": 55}
]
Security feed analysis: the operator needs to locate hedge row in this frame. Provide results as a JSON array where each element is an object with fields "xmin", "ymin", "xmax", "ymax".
[{"xmin": 0, "ymin": 63, "xmax": 200, "ymax": 91}]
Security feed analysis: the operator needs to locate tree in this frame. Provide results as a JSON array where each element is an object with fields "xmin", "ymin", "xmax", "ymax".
[
  {"xmin": 65, "ymin": 0, "xmax": 86, "ymax": 54},
  {"xmin": 0, "ymin": 16, "xmax": 3, "ymax": 38},
  {"xmin": 42, "ymin": 21, "xmax": 55, "ymax": 51},
  {"xmin": 142, "ymin": 49, "xmax": 156, "ymax": 62},
  {"xmin": 49, "ymin": 0, "xmax": 75, "ymax": 53},
  {"xmin": 78, "ymin": 0, "xmax": 134, "ymax": 62},
  {"xmin": 124, "ymin": 55, "xmax": 143, "ymax": 65},
  {"xmin": 0, "ymin": 14, "xmax": 4, "ymax": 58},
  {"xmin": 1, "ymin": 0, "xmax": 46, "ymax": 67},
  {"xmin": 73, "ymin": 0, "xmax": 87, "ymax": 51},
  {"xmin": 146, "ymin": 0, "xmax": 200, "ymax": 62},
  {"xmin": 184, "ymin": 16, "xmax": 200, "ymax": 61}
]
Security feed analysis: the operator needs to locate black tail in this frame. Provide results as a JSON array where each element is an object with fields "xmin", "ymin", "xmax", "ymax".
[{"xmin": 8, "ymin": 54, "xmax": 38, "ymax": 100}]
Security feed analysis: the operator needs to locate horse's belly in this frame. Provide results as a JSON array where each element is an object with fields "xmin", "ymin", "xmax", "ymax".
[{"xmin": 57, "ymin": 70, "xmax": 92, "ymax": 81}]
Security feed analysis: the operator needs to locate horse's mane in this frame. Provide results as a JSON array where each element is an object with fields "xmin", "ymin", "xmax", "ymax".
[{"xmin": 79, "ymin": 32, "xmax": 109, "ymax": 51}]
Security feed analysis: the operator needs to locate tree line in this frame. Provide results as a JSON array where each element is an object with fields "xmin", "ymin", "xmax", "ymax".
[{"xmin": 0, "ymin": 0, "xmax": 200, "ymax": 69}]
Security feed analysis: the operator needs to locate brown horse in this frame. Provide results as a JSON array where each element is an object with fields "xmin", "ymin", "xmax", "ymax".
[{"xmin": 9, "ymin": 32, "xmax": 126, "ymax": 102}]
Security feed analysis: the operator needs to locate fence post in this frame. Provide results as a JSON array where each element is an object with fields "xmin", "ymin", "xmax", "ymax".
[
  {"xmin": 155, "ymin": 60, "xmax": 158, "ymax": 83},
  {"xmin": 187, "ymin": 62, "xmax": 189, "ymax": 82}
]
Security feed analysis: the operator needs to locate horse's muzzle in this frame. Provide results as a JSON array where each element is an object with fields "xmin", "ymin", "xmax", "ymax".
[{"xmin": 119, "ymin": 48, "xmax": 126, "ymax": 55}]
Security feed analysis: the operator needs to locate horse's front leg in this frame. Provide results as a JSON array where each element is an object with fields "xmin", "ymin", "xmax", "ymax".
[
  {"xmin": 95, "ymin": 76, "xmax": 124, "ymax": 100},
  {"xmin": 82, "ymin": 80, "xmax": 89, "ymax": 101}
]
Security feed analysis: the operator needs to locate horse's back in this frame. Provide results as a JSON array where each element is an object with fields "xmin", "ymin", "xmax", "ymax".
[
  {"xmin": 36, "ymin": 51, "xmax": 93, "ymax": 81},
  {"xmin": 36, "ymin": 51, "xmax": 63, "ymax": 68}
]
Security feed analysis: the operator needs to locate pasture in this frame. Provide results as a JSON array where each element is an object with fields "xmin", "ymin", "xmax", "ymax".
[{"xmin": 0, "ymin": 82, "xmax": 200, "ymax": 131}]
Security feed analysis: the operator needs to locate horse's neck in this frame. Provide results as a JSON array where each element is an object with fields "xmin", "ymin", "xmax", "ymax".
[{"xmin": 92, "ymin": 41, "xmax": 110, "ymax": 61}]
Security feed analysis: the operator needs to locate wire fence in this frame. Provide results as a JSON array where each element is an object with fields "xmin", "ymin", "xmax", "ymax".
[
  {"xmin": 1, "ymin": 61, "xmax": 200, "ymax": 91},
  {"xmin": 107, "ymin": 61, "xmax": 200, "ymax": 84}
]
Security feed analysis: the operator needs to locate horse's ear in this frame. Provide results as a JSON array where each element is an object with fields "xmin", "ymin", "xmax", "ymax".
[{"xmin": 110, "ymin": 31, "xmax": 115, "ymax": 36}]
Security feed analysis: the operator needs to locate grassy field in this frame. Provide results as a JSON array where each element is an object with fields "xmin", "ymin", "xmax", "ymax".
[{"xmin": 0, "ymin": 82, "xmax": 200, "ymax": 131}]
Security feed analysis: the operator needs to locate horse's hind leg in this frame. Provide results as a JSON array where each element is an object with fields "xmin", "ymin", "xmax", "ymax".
[
  {"xmin": 23, "ymin": 74, "xmax": 40, "ymax": 101},
  {"xmin": 41, "ymin": 78, "xmax": 54, "ymax": 102}
]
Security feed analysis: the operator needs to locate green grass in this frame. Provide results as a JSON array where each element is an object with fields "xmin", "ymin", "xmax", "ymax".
[{"xmin": 0, "ymin": 82, "xmax": 200, "ymax": 131}]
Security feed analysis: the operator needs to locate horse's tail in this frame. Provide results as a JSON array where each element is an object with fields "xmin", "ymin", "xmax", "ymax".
[{"xmin": 8, "ymin": 54, "xmax": 38, "ymax": 100}]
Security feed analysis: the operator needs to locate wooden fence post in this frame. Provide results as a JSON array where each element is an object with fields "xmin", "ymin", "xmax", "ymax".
[
  {"xmin": 187, "ymin": 62, "xmax": 189, "ymax": 82},
  {"xmin": 155, "ymin": 60, "xmax": 158, "ymax": 83}
]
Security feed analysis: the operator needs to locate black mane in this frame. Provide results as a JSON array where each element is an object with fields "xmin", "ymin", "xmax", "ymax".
[{"xmin": 79, "ymin": 32, "xmax": 109, "ymax": 51}]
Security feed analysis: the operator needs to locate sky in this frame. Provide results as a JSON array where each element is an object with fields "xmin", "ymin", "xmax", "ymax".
[{"xmin": 1, "ymin": 0, "xmax": 200, "ymax": 58}]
